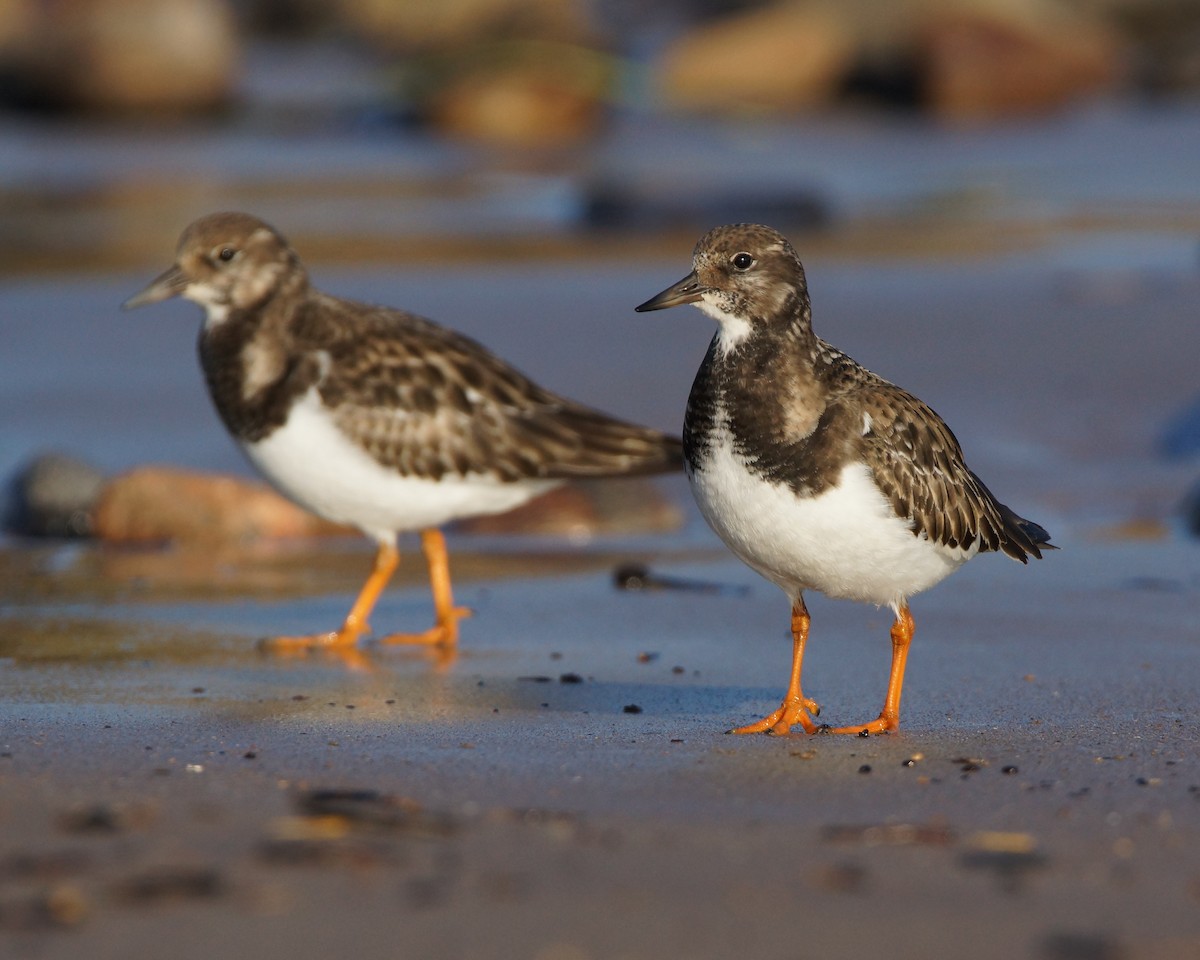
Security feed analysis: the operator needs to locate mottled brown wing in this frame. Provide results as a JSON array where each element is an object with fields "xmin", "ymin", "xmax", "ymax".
[
  {"xmin": 857, "ymin": 382, "xmax": 1048, "ymax": 562},
  {"xmin": 297, "ymin": 296, "xmax": 683, "ymax": 483}
]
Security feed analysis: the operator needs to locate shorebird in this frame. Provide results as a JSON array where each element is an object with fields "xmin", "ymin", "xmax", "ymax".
[
  {"xmin": 126, "ymin": 212, "xmax": 682, "ymax": 659},
  {"xmin": 637, "ymin": 223, "xmax": 1053, "ymax": 735}
]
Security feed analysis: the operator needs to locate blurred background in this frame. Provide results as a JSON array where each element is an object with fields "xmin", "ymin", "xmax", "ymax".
[{"xmin": 1, "ymin": 0, "xmax": 1198, "ymax": 548}]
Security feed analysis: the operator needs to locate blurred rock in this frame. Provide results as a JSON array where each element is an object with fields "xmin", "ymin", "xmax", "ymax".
[
  {"xmin": 453, "ymin": 478, "xmax": 683, "ymax": 540},
  {"xmin": 1159, "ymin": 393, "xmax": 1200, "ymax": 460},
  {"xmin": 338, "ymin": 0, "xmax": 593, "ymax": 51},
  {"xmin": 5, "ymin": 453, "xmax": 106, "ymax": 538},
  {"xmin": 239, "ymin": 0, "xmax": 340, "ymax": 36},
  {"xmin": 1093, "ymin": 517, "xmax": 1170, "ymax": 541},
  {"xmin": 93, "ymin": 467, "xmax": 352, "ymax": 545},
  {"xmin": 583, "ymin": 182, "xmax": 830, "ymax": 233},
  {"xmin": 428, "ymin": 55, "xmax": 607, "ymax": 146},
  {"xmin": 1, "ymin": 0, "xmax": 239, "ymax": 113},
  {"xmin": 1109, "ymin": 0, "xmax": 1200, "ymax": 94},
  {"xmin": 918, "ymin": 2, "xmax": 1123, "ymax": 120},
  {"xmin": 0, "ymin": 0, "xmax": 34, "ymax": 54},
  {"xmin": 1184, "ymin": 480, "xmax": 1200, "ymax": 539},
  {"xmin": 655, "ymin": 3, "xmax": 854, "ymax": 114}
]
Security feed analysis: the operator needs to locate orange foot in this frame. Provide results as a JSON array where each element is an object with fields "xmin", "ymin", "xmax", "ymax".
[
  {"xmin": 377, "ymin": 605, "xmax": 471, "ymax": 646},
  {"xmin": 728, "ymin": 695, "xmax": 822, "ymax": 735},
  {"xmin": 377, "ymin": 605, "xmax": 471, "ymax": 667},
  {"xmin": 260, "ymin": 628, "xmax": 374, "ymax": 670},
  {"xmin": 819, "ymin": 714, "xmax": 898, "ymax": 737}
]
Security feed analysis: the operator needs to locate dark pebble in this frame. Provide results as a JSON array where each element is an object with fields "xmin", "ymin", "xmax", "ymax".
[
  {"xmin": 613, "ymin": 563, "xmax": 650, "ymax": 590},
  {"xmin": 57, "ymin": 805, "xmax": 125, "ymax": 834},
  {"xmin": 3, "ymin": 849, "xmax": 92, "ymax": 882},
  {"xmin": 1182, "ymin": 476, "xmax": 1200, "ymax": 538},
  {"xmin": 858, "ymin": 765, "xmax": 872, "ymax": 774},
  {"xmin": 583, "ymin": 183, "xmax": 830, "ymax": 234},
  {"xmin": 1002, "ymin": 765, "xmax": 1019, "ymax": 775},
  {"xmin": 817, "ymin": 861, "xmax": 868, "ymax": 894},
  {"xmin": 622, "ymin": 704, "xmax": 643, "ymax": 714},
  {"xmin": 113, "ymin": 867, "xmax": 225, "ymax": 904},
  {"xmin": 295, "ymin": 789, "xmax": 457, "ymax": 836},
  {"xmin": 1160, "ymin": 392, "xmax": 1200, "ymax": 460},
  {"xmin": 559, "ymin": 673, "xmax": 583, "ymax": 684},
  {"xmin": 1040, "ymin": 931, "xmax": 1125, "ymax": 960}
]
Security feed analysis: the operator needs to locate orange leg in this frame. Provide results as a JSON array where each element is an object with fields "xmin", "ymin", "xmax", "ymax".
[
  {"xmin": 262, "ymin": 540, "xmax": 400, "ymax": 666},
  {"xmin": 377, "ymin": 529, "xmax": 471, "ymax": 651},
  {"xmin": 730, "ymin": 598, "xmax": 822, "ymax": 735},
  {"xmin": 824, "ymin": 603, "xmax": 914, "ymax": 736}
]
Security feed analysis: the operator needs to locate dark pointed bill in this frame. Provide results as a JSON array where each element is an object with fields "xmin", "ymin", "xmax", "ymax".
[
  {"xmin": 635, "ymin": 271, "xmax": 705, "ymax": 313},
  {"xmin": 122, "ymin": 265, "xmax": 189, "ymax": 310}
]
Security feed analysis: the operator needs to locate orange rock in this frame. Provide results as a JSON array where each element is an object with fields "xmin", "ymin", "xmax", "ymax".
[
  {"xmin": 920, "ymin": 5, "xmax": 1123, "ymax": 120},
  {"xmin": 93, "ymin": 467, "xmax": 353, "ymax": 545},
  {"xmin": 453, "ymin": 478, "xmax": 683, "ymax": 540},
  {"xmin": 430, "ymin": 64, "xmax": 604, "ymax": 146},
  {"xmin": 9, "ymin": 0, "xmax": 239, "ymax": 113},
  {"xmin": 340, "ymin": 0, "xmax": 591, "ymax": 51},
  {"xmin": 657, "ymin": 4, "xmax": 854, "ymax": 114}
]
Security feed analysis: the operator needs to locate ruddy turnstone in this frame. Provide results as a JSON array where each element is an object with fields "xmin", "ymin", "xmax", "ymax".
[
  {"xmin": 125, "ymin": 212, "xmax": 682, "ymax": 658},
  {"xmin": 636, "ymin": 223, "xmax": 1053, "ymax": 735}
]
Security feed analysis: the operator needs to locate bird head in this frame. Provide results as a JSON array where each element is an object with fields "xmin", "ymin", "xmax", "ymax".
[
  {"xmin": 635, "ymin": 223, "xmax": 810, "ymax": 353},
  {"xmin": 123, "ymin": 212, "xmax": 303, "ymax": 320}
]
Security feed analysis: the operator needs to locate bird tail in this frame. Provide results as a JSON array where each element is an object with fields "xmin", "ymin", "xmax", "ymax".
[{"xmin": 999, "ymin": 503, "xmax": 1057, "ymax": 563}]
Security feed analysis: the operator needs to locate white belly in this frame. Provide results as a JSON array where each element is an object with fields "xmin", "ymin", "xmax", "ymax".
[
  {"xmin": 241, "ymin": 387, "xmax": 556, "ymax": 542},
  {"xmin": 689, "ymin": 430, "xmax": 971, "ymax": 610}
]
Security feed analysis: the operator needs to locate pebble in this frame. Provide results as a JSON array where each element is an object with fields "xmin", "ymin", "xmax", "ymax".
[
  {"xmin": 4, "ymin": 453, "xmax": 105, "ymax": 537},
  {"xmin": 454, "ymin": 478, "xmax": 681, "ymax": 538},
  {"xmin": 3, "ymin": 0, "xmax": 239, "ymax": 113},
  {"xmin": 656, "ymin": 4, "xmax": 853, "ymax": 114},
  {"xmin": 920, "ymin": 2, "xmax": 1121, "ymax": 120},
  {"xmin": 92, "ymin": 466, "xmax": 352, "ymax": 544}
]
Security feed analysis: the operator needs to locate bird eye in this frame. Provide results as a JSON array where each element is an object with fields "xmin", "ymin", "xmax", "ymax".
[
  {"xmin": 216, "ymin": 247, "xmax": 237, "ymax": 263},
  {"xmin": 731, "ymin": 252, "xmax": 754, "ymax": 271}
]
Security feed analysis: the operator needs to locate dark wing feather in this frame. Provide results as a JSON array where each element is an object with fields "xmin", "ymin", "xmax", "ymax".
[
  {"xmin": 858, "ymin": 381, "xmax": 1052, "ymax": 562},
  {"xmin": 294, "ymin": 295, "xmax": 683, "ymax": 483}
]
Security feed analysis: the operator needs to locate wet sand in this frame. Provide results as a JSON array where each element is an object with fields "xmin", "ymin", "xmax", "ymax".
[
  {"xmin": 2, "ymin": 535, "xmax": 1199, "ymax": 959},
  {"xmin": 3, "ymin": 175, "xmax": 1200, "ymax": 957}
]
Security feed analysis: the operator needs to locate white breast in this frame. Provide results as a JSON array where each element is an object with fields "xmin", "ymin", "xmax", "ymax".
[
  {"xmin": 241, "ymin": 386, "xmax": 557, "ymax": 543},
  {"xmin": 689, "ymin": 422, "xmax": 972, "ymax": 611}
]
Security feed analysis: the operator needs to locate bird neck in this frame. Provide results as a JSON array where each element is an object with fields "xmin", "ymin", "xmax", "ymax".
[{"xmin": 196, "ymin": 277, "xmax": 320, "ymax": 443}]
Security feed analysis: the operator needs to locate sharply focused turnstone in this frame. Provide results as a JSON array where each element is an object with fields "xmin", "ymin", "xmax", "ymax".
[
  {"xmin": 637, "ymin": 224, "xmax": 1054, "ymax": 735},
  {"xmin": 125, "ymin": 212, "xmax": 682, "ymax": 658}
]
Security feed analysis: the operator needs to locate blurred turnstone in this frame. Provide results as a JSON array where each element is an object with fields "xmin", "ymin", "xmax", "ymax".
[
  {"xmin": 637, "ymin": 223, "xmax": 1053, "ymax": 735},
  {"xmin": 125, "ymin": 212, "xmax": 682, "ymax": 658}
]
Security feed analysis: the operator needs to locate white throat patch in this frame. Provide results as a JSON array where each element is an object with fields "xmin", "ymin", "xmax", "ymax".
[
  {"xmin": 697, "ymin": 297, "xmax": 753, "ymax": 357},
  {"xmin": 184, "ymin": 284, "xmax": 230, "ymax": 330}
]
